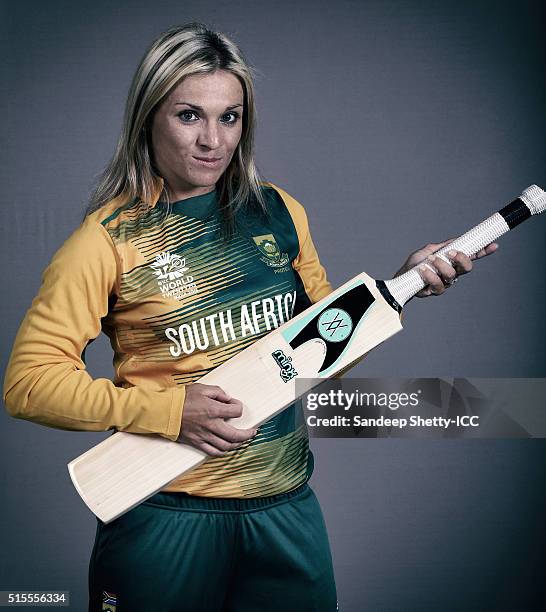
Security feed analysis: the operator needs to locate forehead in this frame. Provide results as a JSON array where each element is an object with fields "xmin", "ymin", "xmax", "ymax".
[{"xmin": 165, "ymin": 70, "xmax": 244, "ymax": 106}]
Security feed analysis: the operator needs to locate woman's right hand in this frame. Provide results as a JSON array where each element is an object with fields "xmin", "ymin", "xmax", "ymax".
[{"xmin": 177, "ymin": 383, "xmax": 257, "ymax": 457}]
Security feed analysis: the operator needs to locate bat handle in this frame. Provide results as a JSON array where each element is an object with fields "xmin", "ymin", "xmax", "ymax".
[{"xmin": 384, "ymin": 184, "xmax": 546, "ymax": 307}]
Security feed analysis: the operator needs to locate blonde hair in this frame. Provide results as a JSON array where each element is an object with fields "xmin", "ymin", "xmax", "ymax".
[{"xmin": 85, "ymin": 22, "xmax": 266, "ymax": 234}]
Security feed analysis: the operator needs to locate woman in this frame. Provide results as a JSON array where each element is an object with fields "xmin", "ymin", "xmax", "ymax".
[{"xmin": 3, "ymin": 23, "xmax": 496, "ymax": 612}]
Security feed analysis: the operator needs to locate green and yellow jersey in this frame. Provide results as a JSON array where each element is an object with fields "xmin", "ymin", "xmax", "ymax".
[{"xmin": 3, "ymin": 178, "xmax": 333, "ymax": 497}]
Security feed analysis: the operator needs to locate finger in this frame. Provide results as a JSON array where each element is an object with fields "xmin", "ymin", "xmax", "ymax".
[
  {"xmin": 435, "ymin": 238, "xmax": 456, "ymax": 250},
  {"xmin": 420, "ymin": 239, "xmax": 455, "ymax": 257},
  {"xmin": 446, "ymin": 250, "xmax": 472, "ymax": 275},
  {"xmin": 428, "ymin": 255, "xmax": 457, "ymax": 284},
  {"xmin": 210, "ymin": 398, "xmax": 244, "ymax": 420},
  {"xmin": 199, "ymin": 441, "xmax": 227, "ymax": 458},
  {"xmin": 178, "ymin": 433, "xmax": 226, "ymax": 457},
  {"xmin": 416, "ymin": 287, "xmax": 433, "ymax": 298},
  {"xmin": 471, "ymin": 242, "xmax": 498, "ymax": 260},
  {"xmin": 211, "ymin": 421, "xmax": 258, "ymax": 443},
  {"xmin": 202, "ymin": 431, "xmax": 247, "ymax": 452},
  {"xmin": 418, "ymin": 265, "xmax": 445, "ymax": 295},
  {"xmin": 200, "ymin": 384, "xmax": 233, "ymax": 403}
]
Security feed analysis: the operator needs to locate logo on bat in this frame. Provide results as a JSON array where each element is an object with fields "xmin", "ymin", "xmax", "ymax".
[
  {"xmin": 253, "ymin": 234, "xmax": 290, "ymax": 271},
  {"xmin": 272, "ymin": 349, "xmax": 298, "ymax": 382},
  {"xmin": 317, "ymin": 308, "xmax": 353, "ymax": 342}
]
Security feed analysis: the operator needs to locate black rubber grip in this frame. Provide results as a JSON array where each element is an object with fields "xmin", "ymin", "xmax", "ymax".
[
  {"xmin": 376, "ymin": 280, "xmax": 402, "ymax": 313},
  {"xmin": 499, "ymin": 198, "xmax": 531, "ymax": 229}
]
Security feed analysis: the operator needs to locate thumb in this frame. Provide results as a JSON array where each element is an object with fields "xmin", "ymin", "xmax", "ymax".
[{"xmin": 424, "ymin": 238, "xmax": 454, "ymax": 256}]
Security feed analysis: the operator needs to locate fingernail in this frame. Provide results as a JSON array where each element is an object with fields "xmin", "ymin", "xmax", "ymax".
[
  {"xmin": 447, "ymin": 250, "xmax": 457, "ymax": 257},
  {"xmin": 426, "ymin": 255, "xmax": 436, "ymax": 262}
]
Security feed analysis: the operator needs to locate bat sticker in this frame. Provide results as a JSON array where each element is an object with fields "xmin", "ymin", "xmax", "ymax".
[
  {"xmin": 286, "ymin": 282, "xmax": 375, "ymax": 374},
  {"xmin": 271, "ymin": 349, "xmax": 298, "ymax": 382}
]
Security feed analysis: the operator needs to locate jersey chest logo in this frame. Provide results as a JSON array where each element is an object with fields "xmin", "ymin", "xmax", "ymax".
[
  {"xmin": 150, "ymin": 251, "xmax": 198, "ymax": 301},
  {"xmin": 252, "ymin": 234, "xmax": 290, "ymax": 272}
]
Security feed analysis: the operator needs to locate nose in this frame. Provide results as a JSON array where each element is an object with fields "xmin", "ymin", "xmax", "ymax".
[{"xmin": 197, "ymin": 120, "xmax": 220, "ymax": 150}]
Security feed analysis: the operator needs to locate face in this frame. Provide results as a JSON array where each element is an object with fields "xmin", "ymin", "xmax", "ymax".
[{"xmin": 150, "ymin": 70, "xmax": 244, "ymax": 200}]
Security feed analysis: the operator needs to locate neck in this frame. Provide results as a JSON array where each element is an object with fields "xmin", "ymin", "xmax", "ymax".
[{"xmin": 165, "ymin": 185, "xmax": 216, "ymax": 202}]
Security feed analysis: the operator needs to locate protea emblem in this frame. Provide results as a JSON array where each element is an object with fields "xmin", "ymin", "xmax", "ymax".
[
  {"xmin": 253, "ymin": 234, "xmax": 289, "ymax": 269},
  {"xmin": 151, "ymin": 251, "xmax": 189, "ymax": 281}
]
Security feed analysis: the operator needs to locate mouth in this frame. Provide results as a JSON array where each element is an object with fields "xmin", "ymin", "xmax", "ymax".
[{"xmin": 192, "ymin": 156, "xmax": 223, "ymax": 168}]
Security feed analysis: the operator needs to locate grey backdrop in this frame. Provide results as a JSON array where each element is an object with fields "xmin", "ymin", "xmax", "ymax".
[{"xmin": 2, "ymin": 1, "xmax": 545, "ymax": 610}]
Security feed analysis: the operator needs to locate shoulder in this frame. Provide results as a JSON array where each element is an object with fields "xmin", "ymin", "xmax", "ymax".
[
  {"xmin": 260, "ymin": 182, "xmax": 306, "ymax": 215},
  {"xmin": 65, "ymin": 199, "xmax": 128, "ymax": 258},
  {"xmin": 86, "ymin": 193, "xmax": 141, "ymax": 232},
  {"xmin": 45, "ymin": 204, "xmax": 122, "ymax": 284},
  {"xmin": 260, "ymin": 182, "xmax": 310, "ymax": 244}
]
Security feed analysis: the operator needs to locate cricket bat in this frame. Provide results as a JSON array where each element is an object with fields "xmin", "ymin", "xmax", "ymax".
[{"xmin": 68, "ymin": 185, "xmax": 546, "ymax": 523}]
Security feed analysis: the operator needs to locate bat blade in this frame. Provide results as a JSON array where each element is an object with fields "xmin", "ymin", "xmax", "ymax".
[{"xmin": 68, "ymin": 272, "xmax": 403, "ymax": 523}]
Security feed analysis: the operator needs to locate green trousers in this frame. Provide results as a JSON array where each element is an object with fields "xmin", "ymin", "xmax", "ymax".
[{"xmin": 88, "ymin": 483, "xmax": 338, "ymax": 611}]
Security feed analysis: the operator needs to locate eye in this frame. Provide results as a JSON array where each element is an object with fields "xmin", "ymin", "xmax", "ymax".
[
  {"xmin": 220, "ymin": 111, "xmax": 240, "ymax": 125},
  {"xmin": 178, "ymin": 110, "xmax": 199, "ymax": 123}
]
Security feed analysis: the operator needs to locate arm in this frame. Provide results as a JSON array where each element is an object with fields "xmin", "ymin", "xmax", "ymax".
[{"xmin": 2, "ymin": 216, "xmax": 185, "ymax": 441}]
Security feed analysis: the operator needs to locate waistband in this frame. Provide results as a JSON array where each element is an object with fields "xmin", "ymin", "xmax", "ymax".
[{"xmin": 142, "ymin": 482, "xmax": 310, "ymax": 514}]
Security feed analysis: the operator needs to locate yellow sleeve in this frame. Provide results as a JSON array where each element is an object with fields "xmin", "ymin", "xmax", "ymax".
[
  {"xmin": 268, "ymin": 184, "xmax": 334, "ymax": 303},
  {"xmin": 2, "ymin": 215, "xmax": 185, "ymax": 441}
]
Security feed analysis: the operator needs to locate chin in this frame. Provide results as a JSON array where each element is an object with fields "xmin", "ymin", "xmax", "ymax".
[{"xmin": 191, "ymin": 169, "xmax": 225, "ymax": 185}]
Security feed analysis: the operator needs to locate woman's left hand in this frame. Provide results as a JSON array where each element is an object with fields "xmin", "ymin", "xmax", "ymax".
[{"xmin": 393, "ymin": 239, "xmax": 499, "ymax": 297}]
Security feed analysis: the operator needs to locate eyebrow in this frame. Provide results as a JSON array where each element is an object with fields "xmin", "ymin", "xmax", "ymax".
[{"xmin": 174, "ymin": 102, "xmax": 243, "ymax": 110}]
